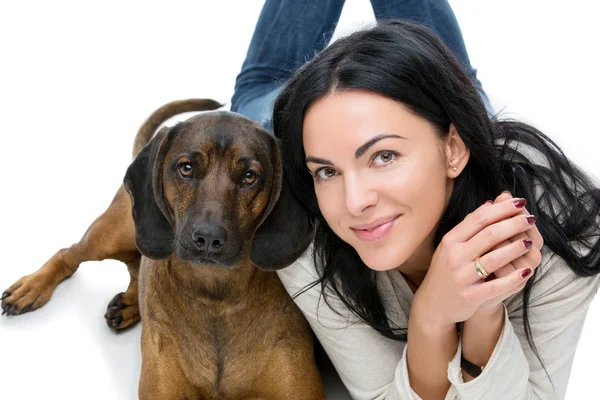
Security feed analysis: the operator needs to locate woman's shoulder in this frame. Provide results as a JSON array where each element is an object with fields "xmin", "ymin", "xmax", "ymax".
[
  {"xmin": 276, "ymin": 247, "xmax": 362, "ymax": 325},
  {"xmin": 277, "ymin": 247, "xmax": 318, "ymax": 289}
]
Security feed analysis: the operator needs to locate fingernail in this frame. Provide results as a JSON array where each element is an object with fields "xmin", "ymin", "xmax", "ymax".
[
  {"xmin": 502, "ymin": 190, "xmax": 512, "ymax": 196},
  {"xmin": 483, "ymin": 200, "xmax": 493, "ymax": 206},
  {"xmin": 523, "ymin": 239, "xmax": 533, "ymax": 249},
  {"xmin": 521, "ymin": 268, "xmax": 532, "ymax": 278},
  {"xmin": 513, "ymin": 198, "xmax": 527, "ymax": 208},
  {"xmin": 525, "ymin": 215, "xmax": 537, "ymax": 224}
]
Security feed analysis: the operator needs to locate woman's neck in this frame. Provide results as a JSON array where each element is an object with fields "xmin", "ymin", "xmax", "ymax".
[{"xmin": 397, "ymin": 229, "xmax": 437, "ymax": 290}]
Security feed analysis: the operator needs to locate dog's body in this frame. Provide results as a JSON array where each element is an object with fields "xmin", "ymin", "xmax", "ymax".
[
  {"xmin": 138, "ymin": 257, "xmax": 318, "ymax": 399},
  {"xmin": 2, "ymin": 100, "xmax": 324, "ymax": 399}
]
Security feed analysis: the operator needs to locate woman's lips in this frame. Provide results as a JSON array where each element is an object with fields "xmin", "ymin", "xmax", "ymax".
[{"xmin": 351, "ymin": 215, "xmax": 400, "ymax": 242}]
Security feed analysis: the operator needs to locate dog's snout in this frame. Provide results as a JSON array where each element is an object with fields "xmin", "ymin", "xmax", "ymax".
[{"xmin": 192, "ymin": 225, "xmax": 227, "ymax": 252}]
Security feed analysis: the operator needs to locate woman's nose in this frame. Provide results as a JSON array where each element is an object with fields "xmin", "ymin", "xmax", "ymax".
[{"xmin": 344, "ymin": 173, "xmax": 378, "ymax": 216}]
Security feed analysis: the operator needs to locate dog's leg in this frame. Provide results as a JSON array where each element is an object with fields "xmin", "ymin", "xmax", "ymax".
[
  {"xmin": 252, "ymin": 348, "xmax": 326, "ymax": 400},
  {"xmin": 1, "ymin": 186, "xmax": 140, "ymax": 325},
  {"xmin": 138, "ymin": 337, "xmax": 200, "ymax": 400},
  {"xmin": 104, "ymin": 256, "xmax": 141, "ymax": 330}
]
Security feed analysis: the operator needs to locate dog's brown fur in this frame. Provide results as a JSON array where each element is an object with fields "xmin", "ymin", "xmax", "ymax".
[{"xmin": 2, "ymin": 100, "xmax": 324, "ymax": 399}]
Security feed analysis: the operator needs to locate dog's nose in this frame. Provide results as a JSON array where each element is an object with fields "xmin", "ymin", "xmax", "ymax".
[{"xmin": 192, "ymin": 225, "xmax": 227, "ymax": 252}]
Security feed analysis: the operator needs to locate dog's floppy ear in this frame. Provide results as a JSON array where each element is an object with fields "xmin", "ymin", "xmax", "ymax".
[
  {"xmin": 123, "ymin": 127, "xmax": 174, "ymax": 259},
  {"xmin": 250, "ymin": 137, "xmax": 314, "ymax": 270}
]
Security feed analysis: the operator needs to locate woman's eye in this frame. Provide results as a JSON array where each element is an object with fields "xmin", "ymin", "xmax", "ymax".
[
  {"xmin": 242, "ymin": 171, "xmax": 259, "ymax": 186},
  {"xmin": 178, "ymin": 163, "xmax": 193, "ymax": 178},
  {"xmin": 372, "ymin": 151, "xmax": 397, "ymax": 165},
  {"xmin": 316, "ymin": 167, "xmax": 337, "ymax": 180}
]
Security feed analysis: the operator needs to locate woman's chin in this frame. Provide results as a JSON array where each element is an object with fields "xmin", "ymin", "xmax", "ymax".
[{"xmin": 358, "ymin": 248, "xmax": 405, "ymax": 272}]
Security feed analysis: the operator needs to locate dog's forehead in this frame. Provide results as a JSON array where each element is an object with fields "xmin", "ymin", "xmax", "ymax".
[{"xmin": 169, "ymin": 111, "xmax": 271, "ymax": 156}]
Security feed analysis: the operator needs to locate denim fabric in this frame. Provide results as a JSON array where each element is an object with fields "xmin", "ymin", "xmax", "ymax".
[{"xmin": 231, "ymin": 0, "xmax": 491, "ymax": 133}]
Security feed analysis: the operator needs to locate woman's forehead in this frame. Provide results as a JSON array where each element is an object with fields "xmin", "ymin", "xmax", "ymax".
[{"xmin": 302, "ymin": 89, "xmax": 439, "ymax": 152}]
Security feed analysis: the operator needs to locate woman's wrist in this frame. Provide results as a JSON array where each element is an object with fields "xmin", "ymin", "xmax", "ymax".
[
  {"xmin": 461, "ymin": 303, "xmax": 505, "ymax": 380},
  {"xmin": 407, "ymin": 301, "xmax": 458, "ymax": 398},
  {"xmin": 469, "ymin": 302, "xmax": 505, "ymax": 322},
  {"xmin": 410, "ymin": 291, "xmax": 457, "ymax": 333}
]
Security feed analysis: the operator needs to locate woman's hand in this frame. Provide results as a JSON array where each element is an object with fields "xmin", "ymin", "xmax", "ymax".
[
  {"xmin": 475, "ymin": 192, "xmax": 544, "ymax": 315},
  {"xmin": 459, "ymin": 192, "xmax": 544, "ymax": 381},
  {"xmin": 411, "ymin": 197, "xmax": 538, "ymax": 329}
]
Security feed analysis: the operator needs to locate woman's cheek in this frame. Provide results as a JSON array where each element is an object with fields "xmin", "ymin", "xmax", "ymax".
[
  {"xmin": 374, "ymin": 164, "xmax": 411, "ymax": 189},
  {"xmin": 315, "ymin": 186, "xmax": 338, "ymax": 222}
]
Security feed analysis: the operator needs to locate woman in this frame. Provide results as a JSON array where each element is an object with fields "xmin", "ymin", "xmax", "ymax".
[{"xmin": 271, "ymin": 20, "xmax": 600, "ymax": 400}]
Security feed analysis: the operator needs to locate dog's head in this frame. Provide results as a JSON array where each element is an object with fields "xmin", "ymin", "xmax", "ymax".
[{"xmin": 123, "ymin": 111, "xmax": 313, "ymax": 271}]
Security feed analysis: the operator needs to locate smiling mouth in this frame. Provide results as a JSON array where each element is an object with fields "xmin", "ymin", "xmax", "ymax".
[{"xmin": 351, "ymin": 215, "xmax": 401, "ymax": 242}]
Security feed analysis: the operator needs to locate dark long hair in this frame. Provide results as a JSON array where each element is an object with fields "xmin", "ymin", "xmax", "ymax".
[{"xmin": 273, "ymin": 20, "xmax": 600, "ymax": 360}]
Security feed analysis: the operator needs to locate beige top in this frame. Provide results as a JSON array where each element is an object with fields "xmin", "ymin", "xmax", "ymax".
[{"xmin": 277, "ymin": 247, "xmax": 600, "ymax": 400}]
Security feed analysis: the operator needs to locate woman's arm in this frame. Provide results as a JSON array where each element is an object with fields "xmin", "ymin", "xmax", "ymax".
[
  {"xmin": 460, "ymin": 303, "xmax": 505, "ymax": 382},
  {"xmin": 448, "ymin": 252, "xmax": 600, "ymax": 399},
  {"xmin": 278, "ymin": 248, "xmax": 598, "ymax": 400},
  {"xmin": 459, "ymin": 192, "xmax": 542, "ymax": 383},
  {"xmin": 405, "ymin": 197, "xmax": 539, "ymax": 398},
  {"xmin": 406, "ymin": 311, "xmax": 458, "ymax": 398}
]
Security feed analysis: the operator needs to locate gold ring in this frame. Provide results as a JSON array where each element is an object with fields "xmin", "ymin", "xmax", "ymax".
[{"xmin": 475, "ymin": 257, "xmax": 489, "ymax": 279}]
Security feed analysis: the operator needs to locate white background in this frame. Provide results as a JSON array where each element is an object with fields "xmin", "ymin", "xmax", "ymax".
[{"xmin": 0, "ymin": 1, "xmax": 598, "ymax": 399}]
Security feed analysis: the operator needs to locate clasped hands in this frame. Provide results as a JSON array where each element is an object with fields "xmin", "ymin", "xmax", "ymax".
[{"xmin": 413, "ymin": 191, "xmax": 543, "ymax": 330}]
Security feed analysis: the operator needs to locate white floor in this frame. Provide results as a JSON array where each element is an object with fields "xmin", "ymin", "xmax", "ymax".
[{"xmin": 0, "ymin": 1, "xmax": 598, "ymax": 399}]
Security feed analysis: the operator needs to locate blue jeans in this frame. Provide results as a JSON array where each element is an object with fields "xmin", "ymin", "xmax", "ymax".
[{"xmin": 231, "ymin": 0, "xmax": 491, "ymax": 133}]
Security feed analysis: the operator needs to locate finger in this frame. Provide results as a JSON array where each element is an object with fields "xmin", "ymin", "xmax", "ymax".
[
  {"xmin": 466, "ymin": 237, "xmax": 533, "ymax": 281},
  {"xmin": 467, "ymin": 212, "xmax": 537, "ymax": 260},
  {"xmin": 468, "ymin": 267, "xmax": 534, "ymax": 303},
  {"xmin": 518, "ymin": 208, "xmax": 543, "ymax": 249},
  {"xmin": 488, "ymin": 239, "xmax": 516, "ymax": 279},
  {"xmin": 493, "ymin": 191, "xmax": 514, "ymax": 204},
  {"xmin": 493, "ymin": 263, "xmax": 516, "ymax": 279},
  {"xmin": 484, "ymin": 256, "xmax": 540, "ymax": 304},
  {"xmin": 449, "ymin": 197, "xmax": 529, "ymax": 243},
  {"xmin": 512, "ymin": 244, "xmax": 543, "ymax": 273},
  {"xmin": 494, "ymin": 238, "xmax": 542, "ymax": 282},
  {"xmin": 486, "ymin": 277, "xmax": 527, "ymax": 306},
  {"xmin": 495, "ymin": 191, "xmax": 543, "ymax": 250},
  {"xmin": 494, "ymin": 192, "xmax": 543, "ymax": 248}
]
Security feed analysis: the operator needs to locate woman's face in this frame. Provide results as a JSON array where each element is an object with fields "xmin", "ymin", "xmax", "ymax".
[{"xmin": 303, "ymin": 89, "xmax": 465, "ymax": 271}]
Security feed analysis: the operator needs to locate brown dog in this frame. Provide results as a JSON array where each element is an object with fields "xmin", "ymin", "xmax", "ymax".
[{"xmin": 1, "ymin": 99, "xmax": 325, "ymax": 399}]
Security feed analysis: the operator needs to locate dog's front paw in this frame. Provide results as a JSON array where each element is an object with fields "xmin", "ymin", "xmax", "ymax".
[
  {"xmin": 1, "ymin": 275, "xmax": 54, "ymax": 316},
  {"xmin": 104, "ymin": 292, "xmax": 140, "ymax": 331}
]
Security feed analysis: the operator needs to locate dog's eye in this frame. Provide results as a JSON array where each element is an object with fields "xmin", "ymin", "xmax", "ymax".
[
  {"xmin": 178, "ymin": 163, "xmax": 193, "ymax": 178},
  {"xmin": 242, "ymin": 171, "xmax": 258, "ymax": 186}
]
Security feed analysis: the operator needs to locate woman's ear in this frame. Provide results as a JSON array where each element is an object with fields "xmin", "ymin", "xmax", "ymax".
[{"xmin": 445, "ymin": 124, "xmax": 470, "ymax": 178}]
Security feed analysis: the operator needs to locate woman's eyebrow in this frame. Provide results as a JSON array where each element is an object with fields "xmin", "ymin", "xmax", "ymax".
[
  {"xmin": 305, "ymin": 156, "xmax": 332, "ymax": 165},
  {"xmin": 305, "ymin": 134, "xmax": 405, "ymax": 165},
  {"xmin": 355, "ymin": 134, "xmax": 405, "ymax": 158}
]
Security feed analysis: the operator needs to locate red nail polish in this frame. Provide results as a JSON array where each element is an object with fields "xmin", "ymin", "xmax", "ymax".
[
  {"xmin": 521, "ymin": 268, "xmax": 532, "ymax": 278},
  {"xmin": 513, "ymin": 198, "xmax": 527, "ymax": 208},
  {"xmin": 523, "ymin": 239, "xmax": 533, "ymax": 249},
  {"xmin": 525, "ymin": 215, "xmax": 537, "ymax": 224}
]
